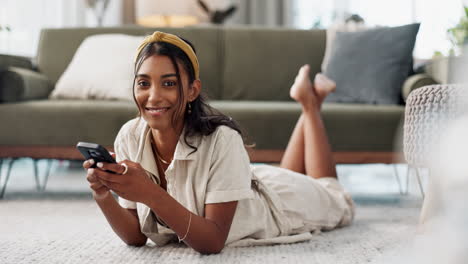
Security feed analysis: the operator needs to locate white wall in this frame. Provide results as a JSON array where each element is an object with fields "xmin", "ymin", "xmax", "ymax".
[
  {"xmin": 348, "ymin": 0, "xmax": 463, "ymax": 58},
  {"xmin": 294, "ymin": 0, "xmax": 465, "ymax": 58},
  {"xmin": 0, "ymin": 0, "xmax": 123, "ymax": 56},
  {"xmin": 136, "ymin": 0, "xmax": 233, "ymax": 24},
  {"xmin": 0, "ymin": 0, "xmax": 65, "ymax": 56},
  {"xmin": 1, "ymin": 0, "xmax": 465, "ymax": 58},
  {"xmin": 227, "ymin": 0, "xmax": 292, "ymax": 27}
]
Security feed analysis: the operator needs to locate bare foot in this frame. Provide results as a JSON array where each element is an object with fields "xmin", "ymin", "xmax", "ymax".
[
  {"xmin": 314, "ymin": 73, "xmax": 336, "ymax": 104},
  {"xmin": 290, "ymin": 65, "xmax": 315, "ymax": 106}
]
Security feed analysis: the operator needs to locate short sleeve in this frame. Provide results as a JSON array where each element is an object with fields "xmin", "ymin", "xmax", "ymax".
[
  {"xmin": 114, "ymin": 123, "xmax": 137, "ymax": 209},
  {"xmin": 205, "ymin": 127, "xmax": 254, "ymax": 204}
]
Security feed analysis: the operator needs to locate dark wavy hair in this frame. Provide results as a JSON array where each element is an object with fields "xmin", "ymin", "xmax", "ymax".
[{"xmin": 133, "ymin": 36, "xmax": 246, "ymax": 154}]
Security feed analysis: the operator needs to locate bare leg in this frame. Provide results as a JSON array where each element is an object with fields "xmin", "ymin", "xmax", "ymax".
[
  {"xmin": 280, "ymin": 65, "xmax": 337, "ymax": 179},
  {"xmin": 280, "ymin": 115, "xmax": 306, "ymax": 174}
]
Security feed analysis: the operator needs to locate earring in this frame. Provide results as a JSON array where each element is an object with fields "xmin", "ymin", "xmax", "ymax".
[{"xmin": 187, "ymin": 102, "xmax": 192, "ymax": 114}]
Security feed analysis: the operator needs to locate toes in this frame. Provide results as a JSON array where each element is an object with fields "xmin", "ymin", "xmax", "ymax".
[
  {"xmin": 294, "ymin": 64, "xmax": 311, "ymax": 85},
  {"xmin": 298, "ymin": 64, "xmax": 310, "ymax": 76},
  {"xmin": 314, "ymin": 73, "xmax": 336, "ymax": 93},
  {"xmin": 315, "ymin": 73, "xmax": 335, "ymax": 87}
]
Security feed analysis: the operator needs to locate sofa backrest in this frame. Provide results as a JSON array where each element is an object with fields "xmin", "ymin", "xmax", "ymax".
[
  {"xmin": 36, "ymin": 26, "xmax": 325, "ymax": 101},
  {"xmin": 36, "ymin": 26, "xmax": 223, "ymax": 99},
  {"xmin": 222, "ymin": 27, "xmax": 325, "ymax": 101}
]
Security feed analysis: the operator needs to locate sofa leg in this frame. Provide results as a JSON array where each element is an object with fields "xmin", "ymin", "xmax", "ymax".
[
  {"xmin": 33, "ymin": 159, "xmax": 41, "ymax": 191},
  {"xmin": 0, "ymin": 158, "xmax": 16, "ymax": 199},
  {"xmin": 405, "ymin": 165, "xmax": 411, "ymax": 195},
  {"xmin": 405, "ymin": 165, "xmax": 426, "ymax": 198},
  {"xmin": 0, "ymin": 159, "xmax": 2, "ymax": 194},
  {"xmin": 33, "ymin": 159, "xmax": 53, "ymax": 192},
  {"xmin": 392, "ymin": 164, "xmax": 403, "ymax": 195},
  {"xmin": 415, "ymin": 167, "xmax": 426, "ymax": 199}
]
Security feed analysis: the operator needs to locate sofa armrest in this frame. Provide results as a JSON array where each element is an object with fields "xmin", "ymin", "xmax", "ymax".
[
  {"xmin": 401, "ymin": 73, "xmax": 438, "ymax": 102},
  {"xmin": 0, "ymin": 54, "xmax": 34, "ymax": 70},
  {"xmin": 0, "ymin": 67, "xmax": 53, "ymax": 102}
]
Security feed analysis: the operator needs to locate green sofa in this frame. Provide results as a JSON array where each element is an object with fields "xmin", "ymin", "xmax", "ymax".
[{"xmin": 0, "ymin": 26, "xmax": 436, "ymax": 164}]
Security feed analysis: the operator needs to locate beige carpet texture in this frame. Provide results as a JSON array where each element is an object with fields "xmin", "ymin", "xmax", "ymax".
[{"xmin": 0, "ymin": 196, "xmax": 420, "ymax": 264}]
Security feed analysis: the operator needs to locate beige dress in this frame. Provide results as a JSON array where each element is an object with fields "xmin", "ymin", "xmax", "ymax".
[{"xmin": 115, "ymin": 118, "xmax": 355, "ymax": 247}]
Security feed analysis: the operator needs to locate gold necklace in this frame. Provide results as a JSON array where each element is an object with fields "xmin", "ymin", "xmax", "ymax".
[
  {"xmin": 156, "ymin": 150, "xmax": 171, "ymax": 165},
  {"xmin": 151, "ymin": 138, "xmax": 172, "ymax": 165}
]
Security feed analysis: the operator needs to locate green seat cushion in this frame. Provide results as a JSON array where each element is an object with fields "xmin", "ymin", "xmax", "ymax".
[
  {"xmin": 211, "ymin": 101, "xmax": 404, "ymax": 151},
  {"xmin": 0, "ymin": 100, "xmax": 403, "ymax": 152},
  {"xmin": 0, "ymin": 100, "xmax": 138, "ymax": 146},
  {"xmin": 320, "ymin": 102, "xmax": 404, "ymax": 151}
]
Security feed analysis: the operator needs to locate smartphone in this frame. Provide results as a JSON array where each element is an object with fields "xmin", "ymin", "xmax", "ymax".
[{"xmin": 76, "ymin": 141, "xmax": 116, "ymax": 168}]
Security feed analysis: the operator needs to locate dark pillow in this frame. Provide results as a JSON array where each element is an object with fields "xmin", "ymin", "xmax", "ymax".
[
  {"xmin": 0, "ymin": 67, "xmax": 52, "ymax": 102},
  {"xmin": 0, "ymin": 54, "xmax": 34, "ymax": 71},
  {"xmin": 324, "ymin": 23, "xmax": 420, "ymax": 105}
]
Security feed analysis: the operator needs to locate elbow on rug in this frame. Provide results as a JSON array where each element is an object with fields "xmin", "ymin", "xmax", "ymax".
[
  {"xmin": 193, "ymin": 240, "xmax": 225, "ymax": 255},
  {"xmin": 123, "ymin": 238, "xmax": 147, "ymax": 247}
]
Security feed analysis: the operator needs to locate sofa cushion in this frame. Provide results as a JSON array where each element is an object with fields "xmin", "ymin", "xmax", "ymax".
[
  {"xmin": 401, "ymin": 73, "xmax": 437, "ymax": 102},
  {"xmin": 0, "ymin": 67, "xmax": 53, "ymax": 102},
  {"xmin": 0, "ymin": 99, "xmax": 403, "ymax": 152},
  {"xmin": 0, "ymin": 100, "xmax": 138, "ymax": 146},
  {"xmin": 0, "ymin": 54, "xmax": 34, "ymax": 70},
  {"xmin": 324, "ymin": 23, "xmax": 420, "ymax": 105},
  {"xmin": 50, "ymin": 34, "xmax": 143, "ymax": 101},
  {"xmin": 222, "ymin": 28, "xmax": 326, "ymax": 101},
  {"xmin": 321, "ymin": 22, "xmax": 368, "ymax": 72},
  {"xmin": 37, "ymin": 27, "xmax": 223, "ymax": 99},
  {"xmin": 210, "ymin": 101, "xmax": 404, "ymax": 151}
]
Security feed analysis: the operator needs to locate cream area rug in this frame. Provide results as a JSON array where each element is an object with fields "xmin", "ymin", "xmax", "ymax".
[{"xmin": 0, "ymin": 195, "xmax": 421, "ymax": 264}]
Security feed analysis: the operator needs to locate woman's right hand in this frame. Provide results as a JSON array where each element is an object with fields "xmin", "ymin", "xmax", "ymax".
[{"xmin": 83, "ymin": 159, "xmax": 111, "ymax": 200}]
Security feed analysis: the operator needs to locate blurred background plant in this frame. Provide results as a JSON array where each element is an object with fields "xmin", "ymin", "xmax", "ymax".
[
  {"xmin": 447, "ymin": 5, "xmax": 468, "ymax": 54},
  {"xmin": 84, "ymin": 0, "xmax": 110, "ymax": 27},
  {"xmin": 197, "ymin": 0, "xmax": 237, "ymax": 24},
  {"xmin": 0, "ymin": 24, "xmax": 11, "ymax": 32},
  {"xmin": 0, "ymin": 23, "xmax": 12, "ymax": 54}
]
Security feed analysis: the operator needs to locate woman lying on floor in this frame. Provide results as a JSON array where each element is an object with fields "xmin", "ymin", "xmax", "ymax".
[{"xmin": 83, "ymin": 31, "xmax": 355, "ymax": 254}]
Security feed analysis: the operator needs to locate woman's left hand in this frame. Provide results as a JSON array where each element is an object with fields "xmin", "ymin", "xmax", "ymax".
[{"xmin": 93, "ymin": 160, "xmax": 157, "ymax": 203}]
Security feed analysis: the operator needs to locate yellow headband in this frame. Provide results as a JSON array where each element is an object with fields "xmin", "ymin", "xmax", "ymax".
[{"xmin": 135, "ymin": 31, "xmax": 200, "ymax": 79}]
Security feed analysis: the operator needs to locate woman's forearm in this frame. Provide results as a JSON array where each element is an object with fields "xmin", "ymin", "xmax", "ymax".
[
  {"xmin": 144, "ymin": 185, "xmax": 226, "ymax": 254},
  {"xmin": 95, "ymin": 192, "xmax": 147, "ymax": 246}
]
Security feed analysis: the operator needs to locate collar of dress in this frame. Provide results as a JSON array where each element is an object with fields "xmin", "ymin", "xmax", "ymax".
[{"xmin": 134, "ymin": 124, "xmax": 197, "ymax": 177}]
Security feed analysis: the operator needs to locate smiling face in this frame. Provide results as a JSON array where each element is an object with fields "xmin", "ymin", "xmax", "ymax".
[{"xmin": 134, "ymin": 55, "xmax": 191, "ymax": 132}]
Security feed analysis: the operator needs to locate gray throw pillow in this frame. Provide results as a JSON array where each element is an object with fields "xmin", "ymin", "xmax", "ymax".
[{"xmin": 324, "ymin": 23, "xmax": 420, "ymax": 105}]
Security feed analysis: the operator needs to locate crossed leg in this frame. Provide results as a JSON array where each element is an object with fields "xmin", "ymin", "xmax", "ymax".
[{"xmin": 280, "ymin": 65, "xmax": 337, "ymax": 179}]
